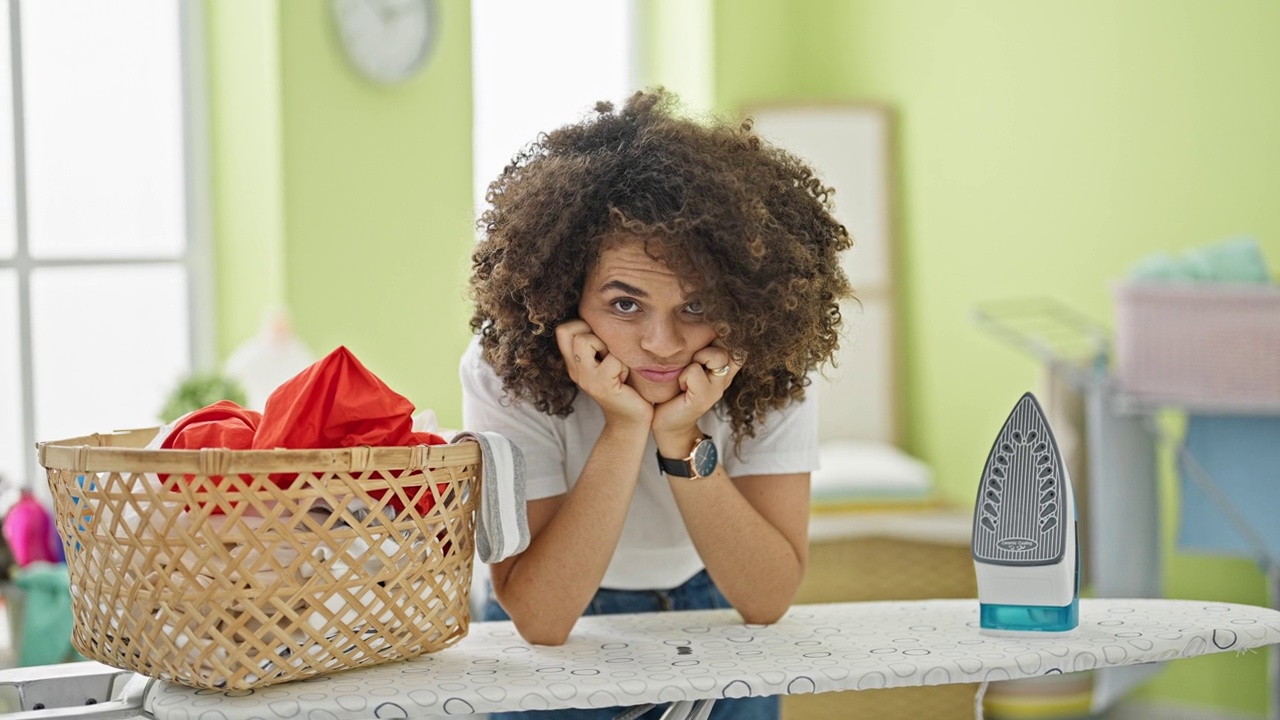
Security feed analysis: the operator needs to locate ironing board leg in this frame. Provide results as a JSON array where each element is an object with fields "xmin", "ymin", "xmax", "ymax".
[
  {"xmin": 691, "ymin": 698, "xmax": 716, "ymax": 720},
  {"xmin": 657, "ymin": 698, "xmax": 716, "ymax": 720}
]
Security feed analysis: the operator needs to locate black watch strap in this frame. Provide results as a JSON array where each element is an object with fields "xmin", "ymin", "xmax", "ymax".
[{"xmin": 656, "ymin": 451, "xmax": 696, "ymax": 477}]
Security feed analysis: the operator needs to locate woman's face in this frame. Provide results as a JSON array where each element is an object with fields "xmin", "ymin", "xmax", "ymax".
[{"xmin": 578, "ymin": 238, "xmax": 719, "ymax": 405}]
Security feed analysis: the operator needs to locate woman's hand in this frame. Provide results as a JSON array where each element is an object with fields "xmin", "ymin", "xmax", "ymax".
[
  {"xmin": 651, "ymin": 342, "xmax": 739, "ymax": 447},
  {"xmin": 555, "ymin": 320, "xmax": 653, "ymax": 427}
]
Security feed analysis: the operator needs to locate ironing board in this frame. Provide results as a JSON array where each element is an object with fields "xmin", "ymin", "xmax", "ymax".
[{"xmin": 14, "ymin": 597, "xmax": 1273, "ymax": 719}]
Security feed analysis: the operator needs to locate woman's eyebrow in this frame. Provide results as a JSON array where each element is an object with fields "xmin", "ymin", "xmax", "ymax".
[{"xmin": 599, "ymin": 280, "xmax": 648, "ymax": 297}]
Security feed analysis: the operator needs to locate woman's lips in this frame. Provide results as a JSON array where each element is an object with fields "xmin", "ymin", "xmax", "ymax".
[{"xmin": 637, "ymin": 366, "xmax": 683, "ymax": 384}]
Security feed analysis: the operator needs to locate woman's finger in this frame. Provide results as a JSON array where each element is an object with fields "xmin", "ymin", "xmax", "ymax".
[
  {"xmin": 597, "ymin": 353, "xmax": 630, "ymax": 385},
  {"xmin": 555, "ymin": 320, "xmax": 592, "ymax": 365},
  {"xmin": 572, "ymin": 332, "xmax": 608, "ymax": 370},
  {"xmin": 691, "ymin": 347, "xmax": 734, "ymax": 380}
]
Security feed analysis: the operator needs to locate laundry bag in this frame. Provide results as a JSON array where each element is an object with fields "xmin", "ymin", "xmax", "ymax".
[{"xmin": 37, "ymin": 427, "xmax": 480, "ymax": 690}]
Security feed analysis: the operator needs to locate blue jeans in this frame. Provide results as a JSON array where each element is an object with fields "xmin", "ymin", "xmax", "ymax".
[{"xmin": 481, "ymin": 569, "xmax": 779, "ymax": 720}]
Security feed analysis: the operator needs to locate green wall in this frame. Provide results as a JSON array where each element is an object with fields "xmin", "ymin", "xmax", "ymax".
[
  {"xmin": 707, "ymin": 0, "xmax": 1279, "ymax": 714},
  {"xmin": 641, "ymin": 0, "xmax": 714, "ymax": 114},
  {"xmin": 207, "ymin": 0, "xmax": 287, "ymax": 356},
  {"xmin": 207, "ymin": 0, "xmax": 475, "ymax": 429}
]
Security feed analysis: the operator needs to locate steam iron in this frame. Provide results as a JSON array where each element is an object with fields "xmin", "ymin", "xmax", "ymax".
[{"xmin": 972, "ymin": 392, "xmax": 1079, "ymax": 634}]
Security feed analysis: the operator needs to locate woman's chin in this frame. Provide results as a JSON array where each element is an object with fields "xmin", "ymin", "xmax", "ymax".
[{"xmin": 632, "ymin": 380, "xmax": 680, "ymax": 405}]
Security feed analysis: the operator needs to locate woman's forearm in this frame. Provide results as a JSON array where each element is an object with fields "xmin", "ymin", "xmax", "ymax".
[
  {"xmin": 493, "ymin": 421, "xmax": 649, "ymax": 645},
  {"xmin": 668, "ymin": 471, "xmax": 809, "ymax": 624}
]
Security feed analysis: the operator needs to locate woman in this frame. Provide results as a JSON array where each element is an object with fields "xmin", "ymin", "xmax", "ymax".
[{"xmin": 462, "ymin": 88, "xmax": 853, "ymax": 719}]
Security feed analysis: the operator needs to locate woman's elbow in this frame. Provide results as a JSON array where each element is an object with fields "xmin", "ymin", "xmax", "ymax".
[
  {"xmin": 735, "ymin": 581, "xmax": 802, "ymax": 625},
  {"xmin": 738, "ymin": 604, "xmax": 791, "ymax": 626},
  {"xmin": 514, "ymin": 620, "xmax": 572, "ymax": 646},
  {"xmin": 737, "ymin": 594, "xmax": 793, "ymax": 627},
  {"xmin": 502, "ymin": 603, "xmax": 575, "ymax": 646}
]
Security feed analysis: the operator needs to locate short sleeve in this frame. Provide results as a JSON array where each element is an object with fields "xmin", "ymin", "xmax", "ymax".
[
  {"xmin": 459, "ymin": 337, "xmax": 570, "ymax": 499},
  {"xmin": 721, "ymin": 389, "xmax": 820, "ymax": 478}
]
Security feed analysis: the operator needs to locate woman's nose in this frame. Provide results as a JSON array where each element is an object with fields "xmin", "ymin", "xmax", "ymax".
[{"xmin": 640, "ymin": 317, "xmax": 684, "ymax": 358}]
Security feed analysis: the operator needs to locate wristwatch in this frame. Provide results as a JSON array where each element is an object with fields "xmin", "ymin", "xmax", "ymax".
[{"xmin": 656, "ymin": 435, "xmax": 719, "ymax": 479}]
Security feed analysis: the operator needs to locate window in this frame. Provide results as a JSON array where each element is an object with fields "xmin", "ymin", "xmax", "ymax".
[
  {"xmin": 471, "ymin": 0, "xmax": 638, "ymax": 223},
  {"xmin": 0, "ymin": 0, "xmax": 207, "ymax": 500}
]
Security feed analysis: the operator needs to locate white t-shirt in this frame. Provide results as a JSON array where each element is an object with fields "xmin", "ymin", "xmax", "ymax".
[{"xmin": 459, "ymin": 337, "xmax": 819, "ymax": 590}]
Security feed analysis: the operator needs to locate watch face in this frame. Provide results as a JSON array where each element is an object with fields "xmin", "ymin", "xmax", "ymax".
[{"xmin": 691, "ymin": 439, "xmax": 718, "ymax": 478}]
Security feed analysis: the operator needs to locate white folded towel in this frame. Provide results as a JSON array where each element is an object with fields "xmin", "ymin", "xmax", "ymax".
[{"xmin": 452, "ymin": 431, "xmax": 529, "ymax": 563}]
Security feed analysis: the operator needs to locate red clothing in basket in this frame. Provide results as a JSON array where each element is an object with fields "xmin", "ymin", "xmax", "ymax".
[
  {"xmin": 251, "ymin": 346, "xmax": 447, "ymax": 514},
  {"xmin": 163, "ymin": 347, "xmax": 447, "ymax": 515}
]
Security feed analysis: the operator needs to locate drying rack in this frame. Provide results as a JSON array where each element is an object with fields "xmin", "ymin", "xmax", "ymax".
[{"xmin": 973, "ymin": 296, "xmax": 1280, "ymax": 718}]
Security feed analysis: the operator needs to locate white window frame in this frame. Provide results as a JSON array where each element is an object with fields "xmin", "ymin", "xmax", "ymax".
[
  {"xmin": 0, "ymin": 0, "xmax": 213, "ymax": 495},
  {"xmin": 470, "ymin": 0, "xmax": 642, "ymax": 228}
]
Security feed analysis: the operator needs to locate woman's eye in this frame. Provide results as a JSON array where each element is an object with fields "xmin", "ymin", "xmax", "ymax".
[
  {"xmin": 611, "ymin": 299, "xmax": 640, "ymax": 314},
  {"xmin": 684, "ymin": 300, "xmax": 706, "ymax": 315}
]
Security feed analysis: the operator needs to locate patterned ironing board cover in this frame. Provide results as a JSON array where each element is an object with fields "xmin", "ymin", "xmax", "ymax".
[{"xmin": 140, "ymin": 598, "xmax": 1280, "ymax": 719}]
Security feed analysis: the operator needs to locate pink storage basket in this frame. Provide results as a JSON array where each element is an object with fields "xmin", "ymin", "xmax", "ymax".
[{"xmin": 1113, "ymin": 282, "xmax": 1280, "ymax": 409}]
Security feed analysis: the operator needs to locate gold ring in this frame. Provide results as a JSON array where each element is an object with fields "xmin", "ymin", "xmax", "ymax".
[{"xmin": 710, "ymin": 365, "xmax": 730, "ymax": 377}]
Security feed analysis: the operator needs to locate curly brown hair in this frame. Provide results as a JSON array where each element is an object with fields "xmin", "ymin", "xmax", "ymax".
[{"xmin": 469, "ymin": 88, "xmax": 853, "ymax": 443}]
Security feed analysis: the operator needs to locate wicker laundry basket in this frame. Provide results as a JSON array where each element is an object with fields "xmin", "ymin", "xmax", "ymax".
[{"xmin": 37, "ymin": 428, "xmax": 481, "ymax": 690}]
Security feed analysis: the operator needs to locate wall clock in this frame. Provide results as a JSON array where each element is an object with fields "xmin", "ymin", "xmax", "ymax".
[{"xmin": 332, "ymin": 0, "xmax": 436, "ymax": 85}]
